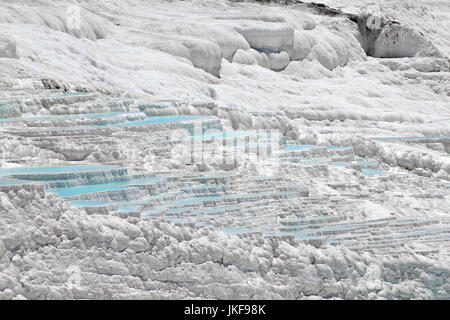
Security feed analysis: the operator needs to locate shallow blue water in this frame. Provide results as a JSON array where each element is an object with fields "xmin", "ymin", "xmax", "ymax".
[
  {"xmin": 48, "ymin": 184, "xmax": 128, "ymax": 197},
  {"xmin": 285, "ymin": 144, "xmax": 319, "ymax": 151},
  {"xmin": 48, "ymin": 176, "xmax": 163, "ymax": 197}
]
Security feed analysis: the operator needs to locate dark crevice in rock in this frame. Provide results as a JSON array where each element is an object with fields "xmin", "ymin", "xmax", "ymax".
[
  {"xmin": 356, "ymin": 17, "xmax": 400, "ymax": 57},
  {"xmin": 239, "ymin": 1, "xmax": 437, "ymax": 58}
]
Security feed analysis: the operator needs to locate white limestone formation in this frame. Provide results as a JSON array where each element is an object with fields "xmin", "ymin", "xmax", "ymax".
[{"xmin": 0, "ymin": 0, "xmax": 449, "ymax": 300}]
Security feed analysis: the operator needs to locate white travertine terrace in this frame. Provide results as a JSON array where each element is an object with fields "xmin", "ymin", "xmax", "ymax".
[{"xmin": 0, "ymin": 0, "xmax": 449, "ymax": 299}]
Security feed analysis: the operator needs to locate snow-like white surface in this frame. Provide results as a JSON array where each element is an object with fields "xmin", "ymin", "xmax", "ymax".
[
  {"xmin": 0, "ymin": 0, "xmax": 449, "ymax": 300},
  {"xmin": 291, "ymin": 30, "xmax": 312, "ymax": 61},
  {"xmin": 232, "ymin": 20, "xmax": 294, "ymax": 54},
  {"xmin": 232, "ymin": 49, "xmax": 258, "ymax": 65}
]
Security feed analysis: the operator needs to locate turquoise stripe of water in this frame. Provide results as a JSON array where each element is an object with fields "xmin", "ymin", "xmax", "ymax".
[
  {"xmin": 285, "ymin": 144, "xmax": 320, "ymax": 151},
  {"xmin": 47, "ymin": 176, "xmax": 163, "ymax": 197}
]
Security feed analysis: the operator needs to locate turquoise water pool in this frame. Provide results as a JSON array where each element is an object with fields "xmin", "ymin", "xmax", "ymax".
[
  {"xmin": 285, "ymin": 144, "xmax": 319, "ymax": 151},
  {"xmin": 47, "ymin": 176, "xmax": 163, "ymax": 197}
]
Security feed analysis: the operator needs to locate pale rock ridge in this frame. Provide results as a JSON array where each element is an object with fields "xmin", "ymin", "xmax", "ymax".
[
  {"xmin": 0, "ymin": 184, "xmax": 449, "ymax": 299},
  {"xmin": 0, "ymin": 35, "xmax": 18, "ymax": 59}
]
